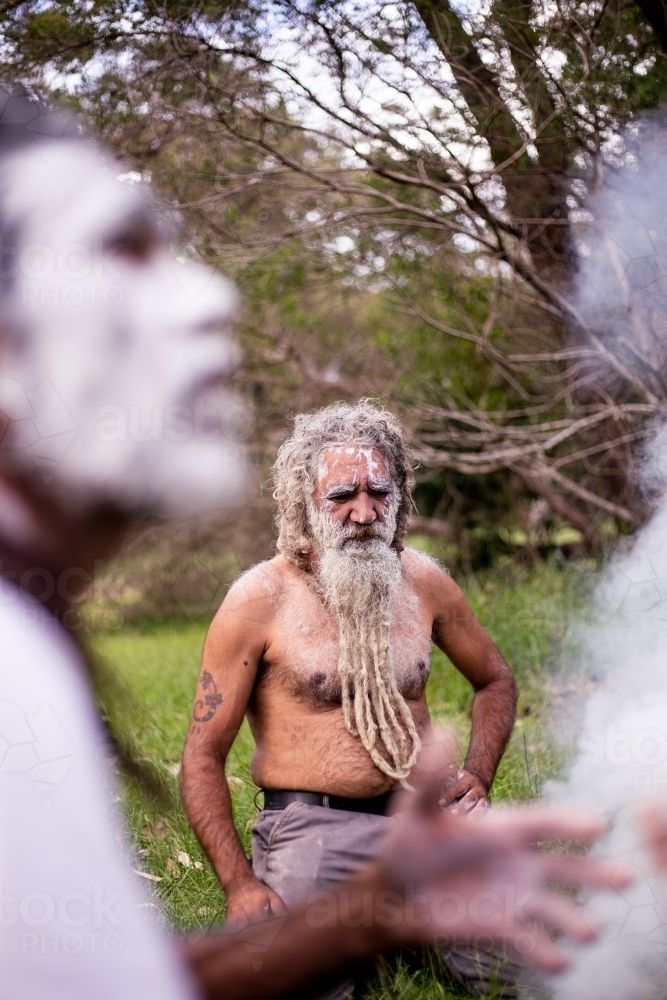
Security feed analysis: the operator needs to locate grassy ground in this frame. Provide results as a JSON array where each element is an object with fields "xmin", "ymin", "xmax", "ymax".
[{"xmin": 90, "ymin": 558, "xmax": 591, "ymax": 996}]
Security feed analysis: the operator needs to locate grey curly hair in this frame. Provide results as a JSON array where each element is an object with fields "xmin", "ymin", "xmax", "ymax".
[{"xmin": 272, "ymin": 400, "xmax": 415, "ymax": 569}]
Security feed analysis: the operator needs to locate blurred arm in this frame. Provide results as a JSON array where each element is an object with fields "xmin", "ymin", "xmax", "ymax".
[{"xmin": 181, "ymin": 737, "xmax": 630, "ymax": 1000}]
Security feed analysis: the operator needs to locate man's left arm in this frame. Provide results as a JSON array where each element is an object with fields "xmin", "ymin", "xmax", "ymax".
[{"xmin": 423, "ymin": 561, "xmax": 517, "ymax": 813}]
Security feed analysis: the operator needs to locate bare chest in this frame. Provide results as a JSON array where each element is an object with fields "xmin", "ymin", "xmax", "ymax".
[{"xmin": 261, "ymin": 579, "xmax": 433, "ymax": 705}]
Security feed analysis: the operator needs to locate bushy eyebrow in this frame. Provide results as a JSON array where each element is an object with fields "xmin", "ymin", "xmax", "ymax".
[
  {"xmin": 324, "ymin": 483, "xmax": 357, "ymax": 499},
  {"xmin": 324, "ymin": 479, "xmax": 393, "ymax": 500}
]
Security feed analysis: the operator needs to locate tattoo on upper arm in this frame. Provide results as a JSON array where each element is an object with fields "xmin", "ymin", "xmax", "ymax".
[{"xmin": 193, "ymin": 670, "xmax": 223, "ymax": 723}]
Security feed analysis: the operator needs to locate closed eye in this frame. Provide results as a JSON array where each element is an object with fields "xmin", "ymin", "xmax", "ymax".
[
  {"xmin": 326, "ymin": 490, "xmax": 356, "ymax": 502},
  {"xmin": 104, "ymin": 212, "xmax": 161, "ymax": 263}
]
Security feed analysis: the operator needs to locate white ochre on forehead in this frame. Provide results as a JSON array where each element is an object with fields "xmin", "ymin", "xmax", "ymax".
[{"xmin": 316, "ymin": 445, "xmax": 388, "ymax": 484}]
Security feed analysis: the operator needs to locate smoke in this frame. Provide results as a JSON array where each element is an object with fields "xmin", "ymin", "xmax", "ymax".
[
  {"xmin": 548, "ymin": 511, "xmax": 667, "ymax": 998},
  {"xmin": 545, "ymin": 120, "xmax": 667, "ymax": 999}
]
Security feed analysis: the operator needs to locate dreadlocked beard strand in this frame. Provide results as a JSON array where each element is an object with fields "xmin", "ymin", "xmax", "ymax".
[{"xmin": 317, "ymin": 540, "xmax": 422, "ymax": 787}]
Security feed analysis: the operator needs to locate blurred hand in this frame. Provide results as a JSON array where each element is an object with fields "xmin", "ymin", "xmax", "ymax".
[
  {"xmin": 225, "ymin": 876, "xmax": 287, "ymax": 931},
  {"xmin": 376, "ymin": 733, "xmax": 634, "ymax": 972},
  {"xmin": 183, "ymin": 734, "xmax": 634, "ymax": 1000}
]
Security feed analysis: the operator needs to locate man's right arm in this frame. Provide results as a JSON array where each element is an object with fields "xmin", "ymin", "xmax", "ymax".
[{"xmin": 181, "ymin": 567, "xmax": 286, "ymax": 928}]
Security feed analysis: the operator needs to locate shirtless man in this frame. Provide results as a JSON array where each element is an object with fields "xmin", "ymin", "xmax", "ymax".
[{"xmin": 182, "ymin": 400, "xmax": 519, "ymax": 995}]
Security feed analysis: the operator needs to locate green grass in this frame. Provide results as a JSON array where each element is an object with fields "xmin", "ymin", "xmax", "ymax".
[{"xmin": 90, "ymin": 559, "xmax": 590, "ymax": 992}]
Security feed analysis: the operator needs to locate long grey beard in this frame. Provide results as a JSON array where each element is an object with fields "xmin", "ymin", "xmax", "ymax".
[{"xmin": 315, "ymin": 525, "xmax": 422, "ymax": 785}]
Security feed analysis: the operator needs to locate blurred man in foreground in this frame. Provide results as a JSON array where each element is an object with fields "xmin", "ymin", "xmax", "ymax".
[{"xmin": 0, "ymin": 87, "xmax": 629, "ymax": 1000}]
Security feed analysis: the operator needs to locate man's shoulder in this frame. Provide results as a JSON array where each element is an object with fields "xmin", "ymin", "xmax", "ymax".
[
  {"xmin": 214, "ymin": 555, "xmax": 294, "ymax": 617},
  {"xmin": 0, "ymin": 580, "xmax": 103, "ymax": 776},
  {"xmin": 206, "ymin": 556, "xmax": 307, "ymax": 646},
  {"xmin": 400, "ymin": 545, "xmax": 449, "ymax": 581},
  {"xmin": 400, "ymin": 546, "xmax": 460, "ymax": 600},
  {"xmin": 0, "ymin": 579, "xmax": 81, "ymax": 689}
]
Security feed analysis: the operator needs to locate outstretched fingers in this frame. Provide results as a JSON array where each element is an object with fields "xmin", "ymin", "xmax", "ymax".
[
  {"xmin": 540, "ymin": 853, "xmax": 634, "ymax": 892},
  {"xmin": 490, "ymin": 805, "xmax": 607, "ymax": 847},
  {"xmin": 508, "ymin": 924, "xmax": 573, "ymax": 974},
  {"xmin": 637, "ymin": 797, "xmax": 667, "ymax": 875},
  {"xmin": 521, "ymin": 892, "xmax": 599, "ymax": 942},
  {"xmin": 506, "ymin": 886, "xmax": 606, "ymax": 973}
]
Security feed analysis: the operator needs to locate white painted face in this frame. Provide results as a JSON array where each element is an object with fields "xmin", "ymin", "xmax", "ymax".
[{"xmin": 0, "ymin": 141, "xmax": 245, "ymax": 515}]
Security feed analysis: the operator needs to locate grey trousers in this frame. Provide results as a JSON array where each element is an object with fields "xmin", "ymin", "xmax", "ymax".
[{"xmin": 252, "ymin": 801, "xmax": 532, "ymax": 998}]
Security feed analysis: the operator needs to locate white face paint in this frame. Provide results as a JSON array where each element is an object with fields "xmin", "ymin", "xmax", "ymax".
[
  {"xmin": 0, "ymin": 141, "xmax": 245, "ymax": 515},
  {"xmin": 310, "ymin": 444, "xmax": 397, "ymax": 552}
]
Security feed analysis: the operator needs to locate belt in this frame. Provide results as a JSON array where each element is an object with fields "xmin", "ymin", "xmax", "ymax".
[{"xmin": 261, "ymin": 788, "xmax": 393, "ymax": 816}]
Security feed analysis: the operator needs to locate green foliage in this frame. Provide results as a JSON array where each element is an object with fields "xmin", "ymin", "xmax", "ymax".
[{"xmin": 1, "ymin": 0, "xmax": 663, "ymax": 573}]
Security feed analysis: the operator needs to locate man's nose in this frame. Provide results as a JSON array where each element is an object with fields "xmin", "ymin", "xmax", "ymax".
[{"xmin": 350, "ymin": 493, "xmax": 377, "ymax": 524}]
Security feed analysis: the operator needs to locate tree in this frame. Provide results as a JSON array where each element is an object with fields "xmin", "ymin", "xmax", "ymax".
[{"xmin": 3, "ymin": 0, "xmax": 667, "ymax": 553}]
